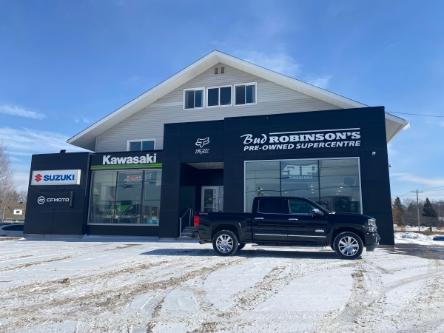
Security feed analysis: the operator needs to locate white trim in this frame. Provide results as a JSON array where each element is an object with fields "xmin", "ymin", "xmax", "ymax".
[
  {"xmin": 126, "ymin": 138, "xmax": 156, "ymax": 151},
  {"xmin": 234, "ymin": 82, "xmax": 257, "ymax": 106},
  {"xmin": 287, "ymin": 234, "xmax": 327, "ymax": 238},
  {"xmin": 254, "ymin": 233, "xmax": 288, "ymax": 237},
  {"xmin": 206, "ymin": 85, "xmax": 233, "ymax": 108},
  {"xmin": 183, "ymin": 87, "xmax": 205, "ymax": 110},
  {"xmin": 243, "ymin": 156, "xmax": 363, "ymax": 214}
]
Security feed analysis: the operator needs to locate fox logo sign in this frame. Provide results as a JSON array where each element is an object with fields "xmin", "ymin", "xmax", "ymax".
[
  {"xmin": 194, "ymin": 137, "xmax": 210, "ymax": 154},
  {"xmin": 195, "ymin": 137, "xmax": 210, "ymax": 148}
]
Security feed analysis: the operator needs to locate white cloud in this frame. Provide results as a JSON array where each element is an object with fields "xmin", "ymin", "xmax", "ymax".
[
  {"xmin": 391, "ymin": 172, "xmax": 444, "ymax": 187},
  {"xmin": 241, "ymin": 51, "xmax": 301, "ymax": 77},
  {"xmin": 307, "ymin": 75, "xmax": 332, "ymax": 89},
  {"xmin": 0, "ymin": 127, "xmax": 86, "ymax": 191},
  {"xmin": 237, "ymin": 50, "xmax": 332, "ymax": 89},
  {"xmin": 0, "ymin": 104, "xmax": 45, "ymax": 120},
  {"xmin": 75, "ymin": 116, "xmax": 91, "ymax": 124}
]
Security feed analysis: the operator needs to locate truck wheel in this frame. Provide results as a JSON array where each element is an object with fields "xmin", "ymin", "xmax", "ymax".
[
  {"xmin": 238, "ymin": 243, "xmax": 246, "ymax": 250},
  {"xmin": 333, "ymin": 232, "xmax": 363, "ymax": 259},
  {"xmin": 212, "ymin": 230, "xmax": 239, "ymax": 256}
]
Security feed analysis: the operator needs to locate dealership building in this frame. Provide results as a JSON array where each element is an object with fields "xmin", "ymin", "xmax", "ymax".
[{"xmin": 24, "ymin": 51, "xmax": 407, "ymax": 244}]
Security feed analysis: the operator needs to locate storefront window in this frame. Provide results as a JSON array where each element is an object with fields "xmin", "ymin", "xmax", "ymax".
[
  {"xmin": 89, "ymin": 171, "xmax": 117, "ymax": 224},
  {"xmin": 245, "ymin": 158, "xmax": 361, "ymax": 213},
  {"xmin": 319, "ymin": 159, "xmax": 361, "ymax": 213},
  {"xmin": 115, "ymin": 171, "xmax": 143, "ymax": 224},
  {"xmin": 281, "ymin": 160, "xmax": 319, "ymax": 202},
  {"xmin": 142, "ymin": 169, "xmax": 161, "ymax": 225},
  {"xmin": 245, "ymin": 161, "xmax": 280, "ymax": 210},
  {"xmin": 89, "ymin": 169, "xmax": 162, "ymax": 225}
]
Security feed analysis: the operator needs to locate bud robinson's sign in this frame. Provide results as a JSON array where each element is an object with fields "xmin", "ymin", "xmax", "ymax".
[{"xmin": 240, "ymin": 128, "xmax": 361, "ymax": 152}]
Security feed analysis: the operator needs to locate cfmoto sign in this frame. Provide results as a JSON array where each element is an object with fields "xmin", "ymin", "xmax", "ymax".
[{"xmin": 37, "ymin": 196, "xmax": 46, "ymax": 205}]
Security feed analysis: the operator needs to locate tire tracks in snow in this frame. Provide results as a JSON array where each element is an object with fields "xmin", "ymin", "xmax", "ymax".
[
  {"xmin": 0, "ymin": 255, "xmax": 73, "ymax": 272},
  {"xmin": 315, "ymin": 259, "xmax": 386, "ymax": 332},
  {"xmin": 1, "ymin": 258, "xmax": 244, "ymax": 333},
  {"xmin": 145, "ymin": 257, "xmax": 246, "ymax": 333},
  {"xmin": 385, "ymin": 259, "xmax": 444, "ymax": 333},
  {"xmin": 189, "ymin": 260, "xmax": 353, "ymax": 333},
  {"xmin": 0, "ymin": 258, "xmax": 172, "ymax": 303}
]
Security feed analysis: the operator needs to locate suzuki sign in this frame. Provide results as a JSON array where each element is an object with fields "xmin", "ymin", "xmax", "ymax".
[{"xmin": 31, "ymin": 169, "xmax": 82, "ymax": 186}]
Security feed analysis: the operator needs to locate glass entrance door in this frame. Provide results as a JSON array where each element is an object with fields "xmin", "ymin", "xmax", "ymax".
[{"xmin": 201, "ymin": 186, "xmax": 224, "ymax": 212}]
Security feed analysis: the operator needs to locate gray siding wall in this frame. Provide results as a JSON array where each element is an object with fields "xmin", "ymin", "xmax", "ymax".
[{"xmin": 95, "ymin": 64, "xmax": 338, "ymax": 152}]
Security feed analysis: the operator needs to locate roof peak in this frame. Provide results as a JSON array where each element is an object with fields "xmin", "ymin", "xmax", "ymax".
[{"xmin": 67, "ymin": 50, "xmax": 406, "ymax": 149}]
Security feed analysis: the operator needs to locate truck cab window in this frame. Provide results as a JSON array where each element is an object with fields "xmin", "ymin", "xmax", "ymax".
[
  {"xmin": 289, "ymin": 199, "xmax": 315, "ymax": 215},
  {"xmin": 258, "ymin": 198, "xmax": 289, "ymax": 214}
]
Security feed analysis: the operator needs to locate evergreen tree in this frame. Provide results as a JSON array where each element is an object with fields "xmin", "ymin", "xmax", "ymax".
[
  {"xmin": 422, "ymin": 198, "xmax": 439, "ymax": 228},
  {"xmin": 392, "ymin": 197, "xmax": 405, "ymax": 226}
]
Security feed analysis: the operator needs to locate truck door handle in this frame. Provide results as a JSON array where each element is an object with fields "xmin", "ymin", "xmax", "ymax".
[
  {"xmin": 254, "ymin": 217, "xmax": 264, "ymax": 220},
  {"xmin": 288, "ymin": 218, "xmax": 299, "ymax": 221}
]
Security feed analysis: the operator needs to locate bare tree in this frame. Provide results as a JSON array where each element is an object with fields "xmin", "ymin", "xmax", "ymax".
[{"xmin": 0, "ymin": 144, "xmax": 18, "ymax": 221}]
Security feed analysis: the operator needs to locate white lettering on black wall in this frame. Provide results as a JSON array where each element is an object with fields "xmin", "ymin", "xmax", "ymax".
[
  {"xmin": 102, "ymin": 153, "xmax": 157, "ymax": 165},
  {"xmin": 240, "ymin": 128, "xmax": 361, "ymax": 152}
]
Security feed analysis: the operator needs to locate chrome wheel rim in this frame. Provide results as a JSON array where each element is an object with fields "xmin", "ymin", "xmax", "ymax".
[
  {"xmin": 338, "ymin": 236, "xmax": 360, "ymax": 256},
  {"xmin": 216, "ymin": 234, "xmax": 234, "ymax": 254}
]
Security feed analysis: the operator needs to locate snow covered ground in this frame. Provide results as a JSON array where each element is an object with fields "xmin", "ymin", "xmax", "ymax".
[{"xmin": 0, "ymin": 234, "xmax": 443, "ymax": 333}]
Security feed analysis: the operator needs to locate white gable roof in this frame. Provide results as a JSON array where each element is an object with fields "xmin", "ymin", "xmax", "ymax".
[{"xmin": 67, "ymin": 50, "xmax": 407, "ymax": 150}]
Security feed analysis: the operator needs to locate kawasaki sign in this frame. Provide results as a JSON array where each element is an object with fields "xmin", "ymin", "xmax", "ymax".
[
  {"xmin": 31, "ymin": 170, "xmax": 82, "ymax": 186},
  {"xmin": 91, "ymin": 153, "xmax": 161, "ymax": 170},
  {"xmin": 240, "ymin": 128, "xmax": 361, "ymax": 152}
]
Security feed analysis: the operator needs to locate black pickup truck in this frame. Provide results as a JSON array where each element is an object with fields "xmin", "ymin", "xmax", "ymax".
[{"xmin": 194, "ymin": 196, "xmax": 380, "ymax": 259}]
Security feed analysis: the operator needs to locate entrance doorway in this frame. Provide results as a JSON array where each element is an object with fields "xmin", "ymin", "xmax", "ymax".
[{"xmin": 201, "ymin": 186, "xmax": 224, "ymax": 212}]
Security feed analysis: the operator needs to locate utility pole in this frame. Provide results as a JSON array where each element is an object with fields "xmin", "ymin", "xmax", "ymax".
[{"xmin": 411, "ymin": 190, "xmax": 423, "ymax": 232}]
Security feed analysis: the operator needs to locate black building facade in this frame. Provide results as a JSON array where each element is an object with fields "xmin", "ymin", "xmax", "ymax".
[{"xmin": 25, "ymin": 107, "xmax": 395, "ymax": 244}]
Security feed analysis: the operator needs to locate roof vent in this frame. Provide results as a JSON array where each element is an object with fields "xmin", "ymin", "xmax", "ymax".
[{"xmin": 214, "ymin": 66, "xmax": 225, "ymax": 75}]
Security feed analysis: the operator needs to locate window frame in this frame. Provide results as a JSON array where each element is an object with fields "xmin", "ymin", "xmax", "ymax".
[
  {"xmin": 234, "ymin": 82, "xmax": 257, "ymax": 106},
  {"xmin": 87, "ymin": 169, "xmax": 162, "ymax": 227},
  {"xmin": 206, "ymin": 85, "xmax": 233, "ymax": 108},
  {"xmin": 126, "ymin": 139, "xmax": 156, "ymax": 152},
  {"xmin": 183, "ymin": 87, "xmax": 205, "ymax": 110},
  {"xmin": 244, "ymin": 157, "xmax": 362, "ymax": 213}
]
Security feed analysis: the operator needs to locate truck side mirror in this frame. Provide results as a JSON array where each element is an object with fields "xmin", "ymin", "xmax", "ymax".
[{"xmin": 312, "ymin": 208, "xmax": 324, "ymax": 217}]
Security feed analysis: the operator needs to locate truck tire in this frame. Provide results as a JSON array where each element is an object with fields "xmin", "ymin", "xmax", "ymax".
[
  {"xmin": 333, "ymin": 231, "xmax": 363, "ymax": 260},
  {"xmin": 212, "ymin": 230, "xmax": 239, "ymax": 256},
  {"xmin": 238, "ymin": 243, "xmax": 246, "ymax": 250}
]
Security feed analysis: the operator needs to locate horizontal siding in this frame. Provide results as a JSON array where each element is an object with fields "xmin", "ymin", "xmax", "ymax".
[{"xmin": 95, "ymin": 64, "xmax": 338, "ymax": 152}]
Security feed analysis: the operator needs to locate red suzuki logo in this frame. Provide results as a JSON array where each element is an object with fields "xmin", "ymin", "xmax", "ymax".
[{"xmin": 34, "ymin": 174, "xmax": 43, "ymax": 182}]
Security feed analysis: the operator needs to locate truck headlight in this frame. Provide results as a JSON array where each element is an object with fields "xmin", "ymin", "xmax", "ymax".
[{"xmin": 367, "ymin": 218, "xmax": 377, "ymax": 232}]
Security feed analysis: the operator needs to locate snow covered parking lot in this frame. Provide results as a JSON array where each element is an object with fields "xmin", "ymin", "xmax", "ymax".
[{"xmin": 0, "ymin": 235, "xmax": 443, "ymax": 333}]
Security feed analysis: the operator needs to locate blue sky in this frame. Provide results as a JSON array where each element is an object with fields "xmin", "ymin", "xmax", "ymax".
[{"xmin": 1, "ymin": 0, "xmax": 444, "ymax": 201}]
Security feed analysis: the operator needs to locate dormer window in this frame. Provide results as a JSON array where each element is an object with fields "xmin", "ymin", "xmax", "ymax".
[
  {"xmin": 235, "ymin": 83, "xmax": 256, "ymax": 105},
  {"xmin": 184, "ymin": 88, "xmax": 204, "ymax": 109},
  {"xmin": 127, "ymin": 139, "xmax": 155, "ymax": 151},
  {"xmin": 207, "ymin": 86, "xmax": 232, "ymax": 107}
]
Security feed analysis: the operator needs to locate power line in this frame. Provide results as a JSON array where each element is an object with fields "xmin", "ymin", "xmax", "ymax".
[
  {"xmin": 393, "ymin": 112, "xmax": 444, "ymax": 118},
  {"xmin": 411, "ymin": 189, "xmax": 423, "ymax": 231}
]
